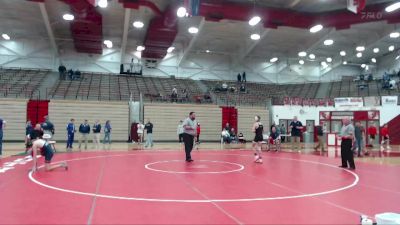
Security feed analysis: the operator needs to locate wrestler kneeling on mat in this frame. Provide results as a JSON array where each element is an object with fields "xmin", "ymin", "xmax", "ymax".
[{"xmin": 31, "ymin": 133, "xmax": 68, "ymax": 172}]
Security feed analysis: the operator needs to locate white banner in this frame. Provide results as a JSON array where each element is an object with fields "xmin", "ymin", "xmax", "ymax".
[
  {"xmin": 381, "ymin": 96, "xmax": 398, "ymax": 105},
  {"xmin": 334, "ymin": 97, "xmax": 364, "ymax": 107},
  {"xmin": 364, "ymin": 96, "xmax": 381, "ymax": 106}
]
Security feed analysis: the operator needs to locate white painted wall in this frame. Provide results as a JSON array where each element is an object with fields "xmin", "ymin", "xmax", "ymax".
[{"xmin": 272, "ymin": 105, "xmax": 400, "ymax": 126}]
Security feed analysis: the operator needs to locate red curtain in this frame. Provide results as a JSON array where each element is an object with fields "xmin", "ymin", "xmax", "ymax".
[
  {"xmin": 27, "ymin": 100, "xmax": 49, "ymax": 125},
  {"xmin": 221, "ymin": 107, "xmax": 237, "ymax": 132}
]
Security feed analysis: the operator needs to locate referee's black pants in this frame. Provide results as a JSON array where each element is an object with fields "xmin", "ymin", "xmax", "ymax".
[
  {"xmin": 183, "ymin": 133, "xmax": 194, "ymax": 161},
  {"xmin": 341, "ymin": 139, "xmax": 355, "ymax": 169}
]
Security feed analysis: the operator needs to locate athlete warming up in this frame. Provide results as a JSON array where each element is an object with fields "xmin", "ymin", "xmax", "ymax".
[
  {"xmin": 252, "ymin": 115, "xmax": 264, "ymax": 163},
  {"xmin": 31, "ymin": 135, "xmax": 68, "ymax": 172}
]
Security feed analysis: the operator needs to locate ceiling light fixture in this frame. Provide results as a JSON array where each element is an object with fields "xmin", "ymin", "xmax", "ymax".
[
  {"xmin": 373, "ymin": 48, "xmax": 380, "ymax": 53},
  {"xmin": 396, "ymin": 55, "xmax": 400, "ymax": 60},
  {"xmin": 343, "ymin": 61, "xmax": 348, "ymax": 65},
  {"xmin": 177, "ymin": 7, "xmax": 187, "ymax": 17},
  {"xmin": 298, "ymin": 51, "xmax": 307, "ymax": 57},
  {"xmin": 389, "ymin": 45, "xmax": 395, "ymax": 51},
  {"xmin": 137, "ymin": 45, "xmax": 145, "ymax": 51},
  {"xmin": 299, "ymin": 60, "xmax": 305, "ymax": 65},
  {"xmin": 340, "ymin": 51, "xmax": 346, "ymax": 56},
  {"xmin": 250, "ymin": 33, "xmax": 261, "ymax": 40},
  {"xmin": 309, "ymin": 54, "xmax": 316, "ymax": 59},
  {"xmin": 310, "ymin": 24, "xmax": 323, "ymax": 33},
  {"xmin": 361, "ymin": 64, "xmax": 366, "ymax": 68},
  {"xmin": 63, "ymin": 13, "xmax": 74, "ymax": 21},
  {"xmin": 167, "ymin": 47, "xmax": 175, "ymax": 53},
  {"xmin": 103, "ymin": 40, "xmax": 112, "ymax": 48},
  {"xmin": 357, "ymin": 52, "xmax": 363, "ymax": 58},
  {"xmin": 270, "ymin": 57, "xmax": 278, "ymax": 63},
  {"xmin": 326, "ymin": 57, "xmax": 332, "ymax": 62},
  {"xmin": 133, "ymin": 21, "xmax": 144, "ymax": 28},
  {"xmin": 390, "ymin": 32, "xmax": 400, "ymax": 38},
  {"xmin": 324, "ymin": 39, "xmax": 334, "ymax": 46},
  {"xmin": 2, "ymin": 34, "xmax": 10, "ymax": 40},
  {"xmin": 249, "ymin": 16, "xmax": 261, "ymax": 26},
  {"xmin": 371, "ymin": 58, "xmax": 377, "ymax": 63},
  {"xmin": 188, "ymin": 27, "xmax": 199, "ymax": 34},
  {"xmin": 356, "ymin": 46, "xmax": 365, "ymax": 51},
  {"xmin": 385, "ymin": 2, "xmax": 400, "ymax": 12},
  {"xmin": 321, "ymin": 61, "xmax": 328, "ymax": 67},
  {"xmin": 98, "ymin": 0, "xmax": 108, "ymax": 8}
]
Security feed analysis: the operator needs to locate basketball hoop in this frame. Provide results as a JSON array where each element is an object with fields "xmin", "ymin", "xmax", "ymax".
[{"xmin": 347, "ymin": 0, "xmax": 367, "ymax": 14}]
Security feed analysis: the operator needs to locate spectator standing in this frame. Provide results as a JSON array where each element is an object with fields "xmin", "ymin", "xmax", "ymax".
[
  {"xmin": 41, "ymin": 116, "xmax": 55, "ymax": 137},
  {"xmin": 177, "ymin": 120, "xmax": 184, "ymax": 143},
  {"xmin": 144, "ymin": 119, "xmax": 154, "ymax": 148},
  {"xmin": 367, "ymin": 122, "xmax": 377, "ymax": 147},
  {"xmin": 137, "ymin": 121, "xmax": 145, "ymax": 144},
  {"xmin": 103, "ymin": 120, "xmax": 112, "ymax": 145},
  {"xmin": 237, "ymin": 73, "xmax": 241, "ymax": 83},
  {"xmin": 290, "ymin": 116, "xmax": 303, "ymax": 151},
  {"xmin": 0, "ymin": 117, "xmax": 6, "ymax": 157},
  {"xmin": 352, "ymin": 122, "xmax": 366, "ymax": 157},
  {"xmin": 58, "ymin": 64, "xmax": 66, "ymax": 80},
  {"xmin": 280, "ymin": 124, "xmax": 286, "ymax": 142},
  {"xmin": 182, "ymin": 112, "xmax": 197, "ymax": 162},
  {"xmin": 26, "ymin": 120, "xmax": 33, "ymax": 136},
  {"xmin": 78, "ymin": 119, "xmax": 90, "ymax": 150},
  {"xmin": 25, "ymin": 120, "xmax": 33, "ymax": 149},
  {"xmin": 196, "ymin": 123, "xmax": 201, "ymax": 145},
  {"xmin": 381, "ymin": 124, "xmax": 390, "ymax": 150},
  {"xmin": 314, "ymin": 123, "xmax": 325, "ymax": 152},
  {"xmin": 66, "ymin": 119, "xmax": 76, "ymax": 151},
  {"xmin": 242, "ymin": 72, "xmax": 246, "ymax": 82},
  {"xmin": 338, "ymin": 117, "xmax": 356, "ymax": 170},
  {"xmin": 92, "ymin": 120, "xmax": 101, "ymax": 149}
]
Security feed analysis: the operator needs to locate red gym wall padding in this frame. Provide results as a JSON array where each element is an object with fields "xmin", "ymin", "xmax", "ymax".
[
  {"xmin": 221, "ymin": 107, "xmax": 237, "ymax": 132},
  {"xmin": 27, "ymin": 100, "xmax": 49, "ymax": 125}
]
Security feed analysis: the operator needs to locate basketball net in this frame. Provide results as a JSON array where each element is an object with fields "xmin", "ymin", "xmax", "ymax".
[{"xmin": 347, "ymin": 0, "xmax": 367, "ymax": 14}]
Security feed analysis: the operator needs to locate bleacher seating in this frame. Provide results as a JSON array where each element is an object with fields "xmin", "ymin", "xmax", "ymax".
[
  {"xmin": 49, "ymin": 73, "xmax": 205, "ymax": 102},
  {"xmin": 1, "ymin": 68, "xmax": 398, "ymax": 105},
  {"xmin": 0, "ymin": 68, "xmax": 48, "ymax": 98}
]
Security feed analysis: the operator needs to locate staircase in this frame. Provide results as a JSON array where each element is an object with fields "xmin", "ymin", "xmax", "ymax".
[
  {"xmin": 386, "ymin": 114, "xmax": 400, "ymax": 145},
  {"xmin": 36, "ymin": 72, "xmax": 59, "ymax": 99},
  {"xmin": 315, "ymin": 82, "xmax": 330, "ymax": 99},
  {"xmin": 196, "ymin": 80, "xmax": 218, "ymax": 103}
]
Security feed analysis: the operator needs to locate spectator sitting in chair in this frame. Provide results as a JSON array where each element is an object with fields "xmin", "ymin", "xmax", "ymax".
[
  {"xmin": 229, "ymin": 128, "xmax": 238, "ymax": 143},
  {"xmin": 68, "ymin": 69, "xmax": 74, "ymax": 80},
  {"xmin": 74, "ymin": 69, "xmax": 81, "ymax": 80},
  {"xmin": 182, "ymin": 89, "xmax": 189, "ymax": 102},
  {"xmin": 221, "ymin": 129, "xmax": 231, "ymax": 144},
  {"xmin": 221, "ymin": 82, "xmax": 228, "ymax": 91},
  {"xmin": 171, "ymin": 87, "xmax": 178, "ymax": 102},
  {"xmin": 240, "ymin": 83, "xmax": 246, "ymax": 92},
  {"xmin": 389, "ymin": 79, "xmax": 397, "ymax": 89},
  {"xmin": 268, "ymin": 126, "xmax": 281, "ymax": 152}
]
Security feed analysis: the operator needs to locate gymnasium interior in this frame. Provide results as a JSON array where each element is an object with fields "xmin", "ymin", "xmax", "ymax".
[{"xmin": 0, "ymin": 0, "xmax": 400, "ymax": 224}]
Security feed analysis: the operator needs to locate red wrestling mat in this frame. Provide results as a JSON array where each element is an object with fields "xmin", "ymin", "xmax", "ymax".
[{"xmin": 0, "ymin": 150, "xmax": 399, "ymax": 224}]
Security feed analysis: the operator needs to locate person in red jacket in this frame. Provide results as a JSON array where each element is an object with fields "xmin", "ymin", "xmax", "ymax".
[
  {"xmin": 196, "ymin": 123, "xmax": 201, "ymax": 145},
  {"xmin": 380, "ymin": 124, "xmax": 390, "ymax": 150},
  {"xmin": 367, "ymin": 123, "xmax": 377, "ymax": 147}
]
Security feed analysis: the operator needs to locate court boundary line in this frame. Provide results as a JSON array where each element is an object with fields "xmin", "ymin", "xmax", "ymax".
[{"xmin": 144, "ymin": 160, "xmax": 244, "ymax": 174}]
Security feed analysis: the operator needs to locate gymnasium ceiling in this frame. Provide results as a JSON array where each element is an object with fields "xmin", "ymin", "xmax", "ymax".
[{"xmin": 0, "ymin": 0, "xmax": 399, "ymax": 68}]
